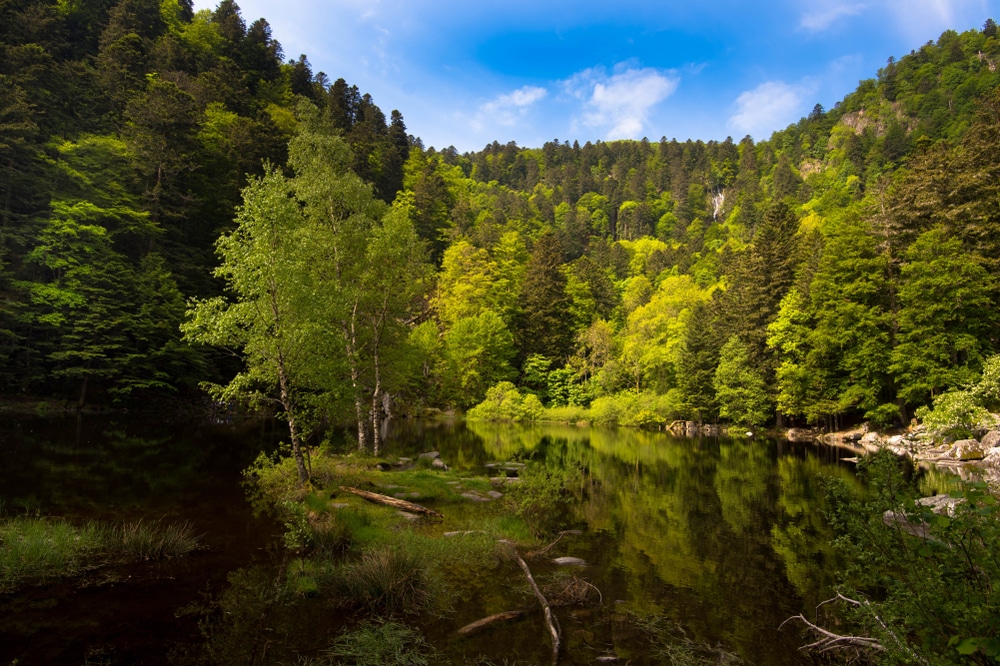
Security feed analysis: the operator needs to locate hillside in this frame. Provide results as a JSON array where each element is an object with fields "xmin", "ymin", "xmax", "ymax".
[{"xmin": 1, "ymin": 1, "xmax": 998, "ymax": 430}]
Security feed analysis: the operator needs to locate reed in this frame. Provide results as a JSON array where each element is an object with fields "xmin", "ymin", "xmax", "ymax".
[{"xmin": 0, "ymin": 515, "xmax": 199, "ymax": 592}]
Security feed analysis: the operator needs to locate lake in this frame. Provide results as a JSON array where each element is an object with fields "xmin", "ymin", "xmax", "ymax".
[{"xmin": 0, "ymin": 415, "xmax": 861, "ymax": 664}]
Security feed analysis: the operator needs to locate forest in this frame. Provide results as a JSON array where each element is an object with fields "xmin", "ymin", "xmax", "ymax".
[{"xmin": 2, "ymin": 0, "xmax": 1000, "ymax": 440}]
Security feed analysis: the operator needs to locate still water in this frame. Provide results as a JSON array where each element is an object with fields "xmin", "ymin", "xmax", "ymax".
[{"xmin": 0, "ymin": 415, "xmax": 860, "ymax": 665}]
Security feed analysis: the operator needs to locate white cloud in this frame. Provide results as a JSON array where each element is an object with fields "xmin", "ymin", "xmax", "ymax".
[
  {"xmin": 565, "ymin": 65, "xmax": 680, "ymax": 140},
  {"xmin": 800, "ymin": 2, "xmax": 866, "ymax": 31},
  {"xmin": 728, "ymin": 81, "xmax": 814, "ymax": 139},
  {"xmin": 884, "ymin": 0, "xmax": 988, "ymax": 41},
  {"xmin": 473, "ymin": 85, "xmax": 548, "ymax": 130}
]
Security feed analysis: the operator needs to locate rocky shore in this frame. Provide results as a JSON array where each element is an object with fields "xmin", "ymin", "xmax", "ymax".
[{"xmin": 786, "ymin": 425, "xmax": 1000, "ymax": 483}]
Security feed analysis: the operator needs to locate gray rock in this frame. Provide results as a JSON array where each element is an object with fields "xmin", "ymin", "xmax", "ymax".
[
  {"xmin": 786, "ymin": 428, "xmax": 814, "ymax": 442},
  {"xmin": 949, "ymin": 439, "xmax": 985, "ymax": 460},
  {"xmin": 419, "ymin": 451, "xmax": 440, "ymax": 460},
  {"xmin": 431, "ymin": 458, "xmax": 448, "ymax": 470},
  {"xmin": 461, "ymin": 492, "xmax": 490, "ymax": 502},
  {"xmin": 552, "ymin": 556, "xmax": 587, "ymax": 566},
  {"xmin": 981, "ymin": 430, "xmax": 1000, "ymax": 449},
  {"xmin": 487, "ymin": 490, "xmax": 503, "ymax": 499},
  {"xmin": 883, "ymin": 494, "xmax": 965, "ymax": 538}
]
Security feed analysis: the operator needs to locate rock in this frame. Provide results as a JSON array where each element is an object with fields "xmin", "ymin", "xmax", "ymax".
[
  {"xmin": 981, "ymin": 430, "xmax": 1000, "ymax": 449},
  {"xmin": 329, "ymin": 503, "xmax": 350, "ymax": 509},
  {"xmin": 786, "ymin": 428, "xmax": 814, "ymax": 442},
  {"xmin": 490, "ymin": 477, "xmax": 521, "ymax": 485},
  {"xmin": 916, "ymin": 494, "xmax": 965, "ymax": 516},
  {"xmin": 461, "ymin": 492, "xmax": 490, "ymax": 502},
  {"xmin": 431, "ymin": 458, "xmax": 448, "ymax": 470},
  {"xmin": 552, "ymin": 556, "xmax": 587, "ymax": 566},
  {"xmin": 419, "ymin": 451, "xmax": 440, "ymax": 460},
  {"xmin": 397, "ymin": 511, "xmax": 421, "ymax": 521},
  {"xmin": 860, "ymin": 431, "xmax": 881, "ymax": 445},
  {"xmin": 594, "ymin": 656, "xmax": 620, "ymax": 664},
  {"xmin": 487, "ymin": 490, "xmax": 503, "ymax": 499},
  {"xmin": 883, "ymin": 494, "xmax": 965, "ymax": 538},
  {"xmin": 949, "ymin": 439, "xmax": 985, "ymax": 461}
]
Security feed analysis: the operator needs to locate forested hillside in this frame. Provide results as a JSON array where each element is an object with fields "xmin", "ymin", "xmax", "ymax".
[
  {"xmin": 0, "ymin": 0, "xmax": 410, "ymax": 406},
  {"xmin": 2, "ymin": 0, "xmax": 999, "ymax": 434},
  {"xmin": 406, "ymin": 20, "xmax": 1000, "ymax": 430}
]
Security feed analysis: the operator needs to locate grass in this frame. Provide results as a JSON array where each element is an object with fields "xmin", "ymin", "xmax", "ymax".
[
  {"xmin": 0, "ymin": 515, "xmax": 200, "ymax": 593},
  {"xmin": 310, "ymin": 619, "xmax": 436, "ymax": 666}
]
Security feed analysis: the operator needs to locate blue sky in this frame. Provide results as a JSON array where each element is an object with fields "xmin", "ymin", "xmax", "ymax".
[{"xmin": 192, "ymin": 0, "xmax": 998, "ymax": 152}]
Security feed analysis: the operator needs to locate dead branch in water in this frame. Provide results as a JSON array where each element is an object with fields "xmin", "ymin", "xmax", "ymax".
[
  {"xmin": 458, "ymin": 609, "xmax": 531, "ymax": 634},
  {"xmin": 779, "ymin": 613, "xmax": 884, "ymax": 654},
  {"xmin": 338, "ymin": 486, "xmax": 443, "ymax": 518},
  {"xmin": 500, "ymin": 540, "xmax": 561, "ymax": 665}
]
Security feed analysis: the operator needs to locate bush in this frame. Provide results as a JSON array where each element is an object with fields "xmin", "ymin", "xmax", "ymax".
[
  {"xmin": 821, "ymin": 451, "xmax": 1000, "ymax": 663},
  {"xmin": 915, "ymin": 388, "xmax": 997, "ymax": 438},
  {"xmin": 588, "ymin": 390, "xmax": 684, "ymax": 427},
  {"xmin": 467, "ymin": 381, "xmax": 543, "ymax": 422},
  {"xmin": 504, "ymin": 463, "xmax": 581, "ymax": 538}
]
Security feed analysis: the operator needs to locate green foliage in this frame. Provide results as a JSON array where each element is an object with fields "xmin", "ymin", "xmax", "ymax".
[
  {"xmin": 317, "ymin": 620, "xmax": 435, "ymax": 666},
  {"xmin": 825, "ymin": 451, "xmax": 1000, "ymax": 664},
  {"xmin": 503, "ymin": 462, "xmax": 581, "ymax": 538},
  {"xmin": 0, "ymin": 515, "xmax": 198, "ymax": 593},
  {"xmin": 915, "ymin": 355, "xmax": 1000, "ymax": 437},
  {"xmin": 467, "ymin": 381, "xmax": 544, "ymax": 422},
  {"xmin": 714, "ymin": 336, "xmax": 771, "ymax": 427},
  {"xmin": 335, "ymin": 547, "xmax": 432, "ymax": 615}
]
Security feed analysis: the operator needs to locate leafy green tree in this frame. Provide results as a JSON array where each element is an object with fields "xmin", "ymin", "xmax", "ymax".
[
  {"xmin": 890, "ymin": 227, "xmax": 995, "ymax": 407},
  {"xmin": 182, "ymin": 165, "xmax": 319, "ymax": 483},
  {"xmin": 288, "ymin": 108, "xmax": 387, "ymax": 451},
  {"xmin": 714, "ymin": 335, "xmax": 771, "ymax": 427},
  {"xmin": 442, "ymin": 310, "xmax": 515, "ymax": 408}
]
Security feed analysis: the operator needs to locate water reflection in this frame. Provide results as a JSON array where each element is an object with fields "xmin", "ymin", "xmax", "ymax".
[
  {"xmin": 1, "ymin": 416, "xmax": 859, "ymax": 665},
  {"xmin": 398, "ymin": 421, "xmax": 861, "ymax": 665}
]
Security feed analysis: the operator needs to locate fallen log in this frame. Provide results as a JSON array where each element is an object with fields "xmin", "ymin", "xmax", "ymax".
[
  {"xmin": 458, "ymin": 609, "xmax": 530, "ymax": 634},
  {"xmin": 338, "ymin": 486, "xmax": 443, "ymax": 518}
]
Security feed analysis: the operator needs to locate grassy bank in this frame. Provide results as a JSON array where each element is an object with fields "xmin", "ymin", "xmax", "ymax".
[{"xmin": 0, "ymin": 516, "xmax": 199, "ymax": 592}]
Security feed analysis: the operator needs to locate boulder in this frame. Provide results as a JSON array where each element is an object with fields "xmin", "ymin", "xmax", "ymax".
[
  {"xmin": 418, "ymin": 451, "xmax": 440, "ymax": 460},
  {"xmin": 431, "ymin": 458, "xmax": 448, "ymax": 470},
  {"xmin": 949, "ymin": 439, "xmax": 985, "ymax": 461},
  {"xmin": 981, "ymin": 430, "xmax": 1000, "ymax": 449},
  {"xmin": 860, "ymin": 431, "xmax": 881, "ymax": 445},
  {"xmin": 883, "ymin": 494, "xmax": 966, "ymax": 538},
  {"xmin": 786, "ymin": 428, "xmax": 814, "ymax": 442}
]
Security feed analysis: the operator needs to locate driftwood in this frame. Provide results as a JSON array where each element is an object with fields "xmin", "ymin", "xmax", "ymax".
[
  {"xmin": 500, "ymin": 540, "xmax": 561, "ymax": 665},
  {"xmin": 457, "ymin": 609, "xmax": 531, "ymax": 634},
  {"xmin": 781, "ymin": 593, "xmax": 928, "ymax": 664},
  {"xmin": 338, "ymin": 486, "xmax": 443, "ymax": 518}
]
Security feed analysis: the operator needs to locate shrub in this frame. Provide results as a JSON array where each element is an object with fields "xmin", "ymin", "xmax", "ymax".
[
  {"xmin": 467, "ymin": 381, "xmax": 543, "ymax": 422},
  {"xmin": 820, "ymin": 451, "xmax": 1000, "ymax": 663}
]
